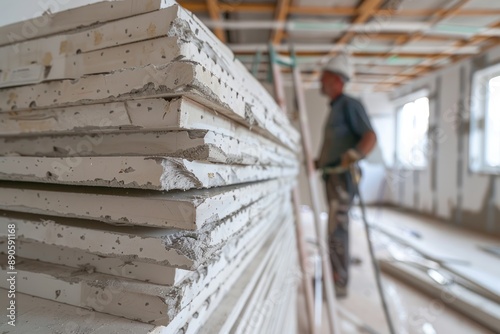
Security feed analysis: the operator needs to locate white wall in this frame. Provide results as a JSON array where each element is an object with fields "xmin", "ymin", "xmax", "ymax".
[{"xmin": 386, "ymin": 45, "xmax": 500, "ymax": 235}]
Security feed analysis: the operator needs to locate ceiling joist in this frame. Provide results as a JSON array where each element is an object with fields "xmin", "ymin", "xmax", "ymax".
[
  {"xmin": 178, "ymin": 2, "xmax": 500, "ymax": 17},
  {"xmin": 206, "ymin": 0, "xmax": 226, "ymax": 42},
  {"xmin": 176, "ymin": 0, "xmax": 500, "ymax": 92},
  {"xmin": 336, "ymin": 0, "xmax": 385, "ymax": 46},
  {"xmin": 271, "ymin": 0, "xmax": 292, "ymax": 45},
  {"xmin": 383, "ymin": 22, "xmax": 500, "ymax": 89},
  {"xmin": 377, "ymin": 0, "xmax": 473, "ymax": 87}
]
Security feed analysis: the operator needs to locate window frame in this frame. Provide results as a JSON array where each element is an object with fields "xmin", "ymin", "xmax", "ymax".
[
  {"xmin": 469, "ymin": 62, "xmax": 500, "ymax": 175},
  {"xmin": 394, "ymin": 90, "xmax": 431, "ymax": 171}
]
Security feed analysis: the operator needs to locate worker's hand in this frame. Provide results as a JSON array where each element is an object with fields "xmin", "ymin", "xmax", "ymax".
[{"xmin": 341, "ymin": 149, "xmax": 363, "ymax": 168}]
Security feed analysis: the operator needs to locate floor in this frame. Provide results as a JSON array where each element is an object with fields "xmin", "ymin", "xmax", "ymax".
[{"xmin": 297, "ymin": 206, "xmax": 499, "ymax": 334}]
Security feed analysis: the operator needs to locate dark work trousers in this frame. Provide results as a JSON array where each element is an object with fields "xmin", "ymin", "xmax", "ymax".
[{"xmin": 324, "ymin": 168, "xmax": 357, "ymax": 289}]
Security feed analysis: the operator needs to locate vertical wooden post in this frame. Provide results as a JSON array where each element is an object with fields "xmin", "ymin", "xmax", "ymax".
[
  {"xmin": 268, "ymin": 47, "xmax": 317, "ymax": 334},
  {"xmin": 291, "ymin": 60, "xmax": 341, "ymax": 334},
  {"xmin": 269, "ymin": 44, "xmax": 340, "ymax": 333}
]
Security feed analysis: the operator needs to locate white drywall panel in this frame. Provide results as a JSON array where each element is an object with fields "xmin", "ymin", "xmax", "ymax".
[
  {"xmin": 496, "ymin": 178, "xmax": 500, "ymax": 209},
  {"xmin": 0, "ymin": 130, "xmax": 297, "ymax": 167},
  {"xmin": 0, "ymin": 208, "xmax": 290, "ymax": 327},
  {"xmin": 418, "ymin": 169, "xmax": 434, "ymax": 213},
  {"xmin": 0, "ymin": 98, "xmax": 296, "ymax": 162},
  {"xmin": 0, "ymin": 190, "xmax": 288, "ymax": 269},
  {"xmin": 370, "ymin": 115, "xmax": 395, "ymax": 167},
  {"xmin": 169, "ymin": 215, "xmax": 294, "ymax": 334},
  {"xmin": 0, "ymin": 0, "xmax": 172, "ymax": 29},
  {"xmin": 3, "ymin": 240, "xmax": 189, "ymax": 286},
  {"xmin": 0, "ymin": 4, "xmax": 299, "ymax": 150},
  {"xmin": 403, "ymin": 170, "xmax": 415, "ymax": 209},
  {"xmin": 0, "ymin": 60, "xmax": 298, "ymax": 150},
  {"xmin": 199, "ymin": 222, "xmax": 294, "ymax": 334},
  {"xmin": 0, "ymin": 290, "xmax": 158, "ymax": 334},
  {"xmin": 435, "ymin": 67, "xmax": 460, "ymax": 220},
  {"xmin": 0, "ymin": 177, "xmax": 294, "ymax": 229},
  {"xmin": 0, "ymin": 156, "xmax": 298, "ymax": 190}
]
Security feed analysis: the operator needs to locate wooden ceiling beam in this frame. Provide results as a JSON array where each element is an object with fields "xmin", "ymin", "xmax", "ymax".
[
  {"xmin": 336, "ymin": 0, "xmax": 384, "ymax": 46},
  {"xmin": 381, "ymin": 22, "xmax": 500, "ymax": 90},
  {"xmin": 289, "ymin": 6, "xmax": 357, "ymax": 15},
  {"xmin": 375, "ymin": 0, "xmax": 472, "ymax": 87},
  {"xmin": 399, "ymin": 0, "xmax": 470, "ymax": 45},
  {"xmin": 178, "ymin": 2, "xmax": 275, "ymax": 13},
  {"xmin": 232, "ymin": 50, "xmax": 464, "ymax": 58},
  {"xmin": 376, "ymin": 8, "xmax": 500, "ymax": 17},
  {"xmin": 353, "ymin": 80, "xmax": 403, "ymax": 85},
  {"xmin": 206, "ymin": 0, "xmax": 226, "ymax": 42},
  {"xmin": 449, "ymin": 21, "xmax": 500, "ymax": 63},
  {"xmin": 360, "ymin": 33, "xmax": 464, "ymax": 42},
  {"xmin": 178, "ymin": 1, "xmax": 500, "ymax": 17},
  {"xmin": 432, "ymin": 0, "xmax": 471, "ymax": 21},
  {"xmin": 356, "ymin": 72, "xmax": 419, "ymax": 78},
  {"xmin": 271, "ymin": 0, "xmax": 292, "ymax": 45}
]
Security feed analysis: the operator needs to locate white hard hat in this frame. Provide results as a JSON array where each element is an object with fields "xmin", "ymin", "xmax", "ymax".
[{"xmin": 323, "ymin": 53, "xmax": 353, "ymax": 82}]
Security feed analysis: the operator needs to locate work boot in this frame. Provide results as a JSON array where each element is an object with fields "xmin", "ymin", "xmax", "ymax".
[{"xmin": 335, "ymin": 285, "xmax": 348, "ymax": 299}]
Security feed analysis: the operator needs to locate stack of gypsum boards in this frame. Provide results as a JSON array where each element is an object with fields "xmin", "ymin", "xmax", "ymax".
[{"xmin": 0, "ymin": 1, "xmax": 301, "ymax": 334}]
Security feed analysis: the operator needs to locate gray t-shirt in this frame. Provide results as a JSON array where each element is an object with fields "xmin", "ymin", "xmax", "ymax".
[{"xmin": 318, "ymin": 94, "xmax": 373, "ymax": 168}]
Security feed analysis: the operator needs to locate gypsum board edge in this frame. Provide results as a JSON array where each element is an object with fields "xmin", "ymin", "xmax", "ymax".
[
  {"xmin": 0, "ymin": 177, "xmax": 295, "ymax": 229},
  {"xmin": 0, "ymin": 190, "xmax": 291, "ymax": 269},
  {"xmin": 0, "ymin": 130, "xmax": 298, "ymax": 167},
  {"xmin": 0, "ymin": 0, "xmax": 171, "ymax": 46},
  {"xmin": 0, "ymin": 156, "xmax": 299, "ymax": 190}
]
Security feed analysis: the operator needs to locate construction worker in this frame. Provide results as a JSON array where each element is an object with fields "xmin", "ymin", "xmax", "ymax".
[{"xmin": 315, "ymin": 53, "xmax": 377, "ymax": 297}]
